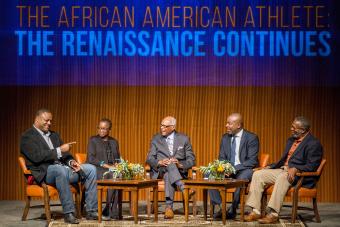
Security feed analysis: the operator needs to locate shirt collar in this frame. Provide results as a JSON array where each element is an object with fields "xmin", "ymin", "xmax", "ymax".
[
  {"xmin": 234, "ymin": 129, "xmax": 243, "ymax": 138},
  {"xmin": 33, "ymin": 125, "xmax": 51, "ymax": 137},
  {"xmin": 166, "ymin": 131, "xmax": 175, "ymax": 140}
]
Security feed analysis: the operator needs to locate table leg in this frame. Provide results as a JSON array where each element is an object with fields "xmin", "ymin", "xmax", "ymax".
[
  {"xmin": 203, "ymin": 189, "xmax": 207, "ymax": 220},
  {"xmin": 153, "ymin": 186, "xmax": 158, "ymax": 222},
  {"xmin": 240, "ymin": 185, "xmax": 245, "ymax": 221},
  {"xmin": 131, "ymin": 189, "xmax": 138, "ymax": 224},
  {"xmin": 184, "ymin": 187, "xmax": 189, "ymax": 222},
  {"xmin": 97, "ymin": 186, "xmax": 103, "ymax": 223},
  {"xmin": 221, "ymin": 189, "xmax": 226, "ymax": 225}
]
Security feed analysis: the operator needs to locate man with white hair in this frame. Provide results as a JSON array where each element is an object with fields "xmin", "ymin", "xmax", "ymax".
[{"xmin": 146, "ymin": 116, "xmax": 196, "ymax": 219}]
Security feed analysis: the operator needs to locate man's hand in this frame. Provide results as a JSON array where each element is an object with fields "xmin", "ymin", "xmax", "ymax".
[
  {"xmin": 69, "ymin": 160, "xmax": 81, "ymax": 172},
  {"xmin": 60, "ymin": 141, "xmax": 77, "ymax": 152},
  {"xmin": 170, "ymin": 158, "xmax": 183, "ymax": 168},
  {"xmin": 287, "ymin": 167, "xmax": 298, "ymax": 184},
  {"xmin": 158, "ymin": 159, "xmax": 171, "ymax": 167}
]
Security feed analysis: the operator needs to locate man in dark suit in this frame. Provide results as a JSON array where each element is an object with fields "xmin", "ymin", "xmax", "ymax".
[
  {"xmin": 146, "ymin": 116, "xmax": 196, "ymax": 219},
  {"xmin": 245, "ymin": 116, "xmax": 323, "ymax": 224},
  {"xmin": 210, "ymin": 113, "xmax": 259, "ymax": 219},
  {"xmin": 20, "ymin": 109, "xmax": 98, "ymax": 224},
  {"xmin": 87, "ymin": 118, "xmax": 121, "ymax": 220}
]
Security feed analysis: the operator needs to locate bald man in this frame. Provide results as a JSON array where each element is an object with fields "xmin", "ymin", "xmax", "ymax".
[
  {"xmin": 20, "ymin": 108, "xmax": 98, "ymax": 224},
  {"xmin": 146, "ymin": 116, "xmax": 196, "ymax": 219},
  {"xmin": 210, "ymin": 113, "xmax": 259, "ymax": 220}
]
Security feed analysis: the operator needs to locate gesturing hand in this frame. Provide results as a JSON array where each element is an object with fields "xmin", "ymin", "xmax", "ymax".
[{"xmin": 60, "ymin": 141, "xmax": 77, "ymax": 152}]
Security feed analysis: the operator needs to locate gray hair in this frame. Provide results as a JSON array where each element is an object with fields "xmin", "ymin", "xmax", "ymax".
[{"xmin": 294, "ymin": 116, "xmax": 311, "ymax": 131}]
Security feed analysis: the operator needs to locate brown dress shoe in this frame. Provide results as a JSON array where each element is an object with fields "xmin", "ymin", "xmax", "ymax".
[
  {"xmin": 258, "ymin": 213, "xmax": 279, "ymax": 224},
  {"xmin": 244, "ymin": 211, "xmax": 261, "ymax": 222},
  {"xmin": 164, "ymin": 206, "xmax": 174, "ymax": 219}
]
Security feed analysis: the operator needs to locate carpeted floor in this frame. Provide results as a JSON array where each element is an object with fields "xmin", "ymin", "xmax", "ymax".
[{"xmin": 48, "ymin": 214, "xmax": 305, "ymax": 227}]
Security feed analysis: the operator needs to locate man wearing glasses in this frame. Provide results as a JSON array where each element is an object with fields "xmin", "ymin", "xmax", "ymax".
[
  {"xmin": 244, "ymin": 116, "xmax": 323, "ymax": 224},
  {"xmin": 146, "ymin": 116, "xmax": 196, "ymax": 219}
]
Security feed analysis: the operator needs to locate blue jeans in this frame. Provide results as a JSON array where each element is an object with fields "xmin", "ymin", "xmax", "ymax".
[{"xmin": 45, "ymin": 164, "xmax": 98, "ymax": 214}]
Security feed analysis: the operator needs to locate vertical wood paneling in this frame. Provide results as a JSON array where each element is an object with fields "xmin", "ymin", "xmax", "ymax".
[{"xmin": 0, "ymin": 86, "xmax": 339, "ymax": 202}]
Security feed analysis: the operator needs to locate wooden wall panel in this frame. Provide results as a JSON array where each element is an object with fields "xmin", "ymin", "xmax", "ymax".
[{"xmin": 0, "ymin": 86, "xmax": 339, "ymax": 202}]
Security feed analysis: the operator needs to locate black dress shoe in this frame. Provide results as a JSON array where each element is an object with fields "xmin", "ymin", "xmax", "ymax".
[
  {"xmin": 226, "ymin": 211, "xmax": 237, "ymax": 219},
  {"xmin": 86, "ymin": 211, "xmax": 98, "ymax": 220},
  {"xmin": 213, "ymin": 210, "xmax": 222, "ymax": 220},
  {"xmin": 64, "ymin": 213, "xmax": 80, "ymax": 224}
]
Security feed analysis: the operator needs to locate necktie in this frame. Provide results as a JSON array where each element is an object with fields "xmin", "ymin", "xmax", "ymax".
[
  {"xmin": 230, "ymin": 136, "xmax": 236, "ymax": 165},
  {"xmin": 166, "ymin": 137, "xmax": 173, "ymax": 156}
]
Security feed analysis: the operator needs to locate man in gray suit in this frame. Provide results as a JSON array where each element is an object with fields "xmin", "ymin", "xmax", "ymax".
[
  {"xmin": 210, "ymin": 113, "xmax": 259, "ymax": 219},
  {"xmin": 146, "ymin": 116, "xmax": 196, "ymax": 219}
]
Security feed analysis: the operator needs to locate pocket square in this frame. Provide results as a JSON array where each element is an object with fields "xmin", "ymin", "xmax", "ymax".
[{"xmin": 177, "ymin": 146, "xmax": 183, "ymax": 150}]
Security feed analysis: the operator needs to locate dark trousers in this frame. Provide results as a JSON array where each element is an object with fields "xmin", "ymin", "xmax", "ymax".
[{"xmin": 209, "ymin": 168, "xmax": 253, "ymax": 212}]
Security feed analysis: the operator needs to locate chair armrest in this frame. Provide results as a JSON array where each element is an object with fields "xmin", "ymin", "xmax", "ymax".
[
  {"xmin": 296, "ymin": 171, "xmax": 319, "ymax": 177},
  {"xmin": 24, "ymin": 169, "xmax": 32, "ymax": 175},
  {"xmin": 253, "ymin": 167, "xmax": 267, "ymax": 172}
]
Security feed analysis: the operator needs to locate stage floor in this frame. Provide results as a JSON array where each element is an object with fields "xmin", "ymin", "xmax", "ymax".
[{"xmin": 0, "ymin": 201, "xmax": 339, "ymax": 227}]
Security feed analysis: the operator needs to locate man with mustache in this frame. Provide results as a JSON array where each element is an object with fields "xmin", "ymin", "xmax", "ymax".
[{"xmin": 244, "ymin": 116, "xmax": 323, "ymax": 224}]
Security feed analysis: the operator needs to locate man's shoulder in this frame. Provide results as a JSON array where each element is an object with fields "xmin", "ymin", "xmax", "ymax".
[
  {"xmin": 242, "ymin": 129, "xmax": 258, "ymax": 139},
  {"xmin": 89, "ymin": 135, "xmax": 99, "ymax": 141},
  {"xmin": 175, "ymin": 132, "xmax": 190, "ymax": 140},
  {"xmin": 108, "ymin": 136, "xmax": 119, "ymax": 144},
  {"xmin": 21, "ymin": 127, "xmax": 38, "ymax": 138},
  {"xmin": 304, "ymin": 133, "xmax": 322, "ymax": 147}
]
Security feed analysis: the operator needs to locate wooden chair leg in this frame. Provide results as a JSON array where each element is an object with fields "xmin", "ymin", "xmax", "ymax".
[
  {"xmin": 291, "ymin": 191, "xmax": 298, "ymax": 223},
  {"xmin": 74, "ymin": 190, "xmax": 81, "ymax": 218},
  {"xmin": 261, "ymin": 193, "xmax": 267, "ymax": 217},
  {"xmin": 22, "ymin": 196, "xmax": 31, "ymax": 221},
  {"xmin": 43, "ymin": 185, "xmax": 52, "ymax": 223},
  {"xmin": 313, "ymin": 197, "xmax": 321, "ymax": 223}
]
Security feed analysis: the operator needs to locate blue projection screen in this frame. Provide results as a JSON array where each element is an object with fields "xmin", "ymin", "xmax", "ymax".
[{"xmin": 0, "ymin": 0, "xmax": 338, "ymax": 86}]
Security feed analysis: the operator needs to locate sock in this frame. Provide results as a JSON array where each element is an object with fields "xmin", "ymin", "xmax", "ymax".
[
  {"xmin": 271, "ymin": 212, "xmax": 279, "ymax": 217},
  {"xmin": 253, "ymin": 208, "xmax": 261, "ymax": 215}
]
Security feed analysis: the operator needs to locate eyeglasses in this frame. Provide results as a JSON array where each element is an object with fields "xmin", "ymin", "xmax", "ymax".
[
  {"xmin": 160, "ymin": 124, "xmax": 174, "ymax": 128},
  {"xmin": 97, "ymin": 127, "xmax": 110, "ymax": 131}
]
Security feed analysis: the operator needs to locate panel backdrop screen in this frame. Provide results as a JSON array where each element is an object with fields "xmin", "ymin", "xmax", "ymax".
[{"xmin": 0, "ymin": 0, "xmax": 338, "ymax": 86}]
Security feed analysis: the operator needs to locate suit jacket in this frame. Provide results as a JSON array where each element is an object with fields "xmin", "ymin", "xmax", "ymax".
[
  {"xmin": 146, "ymin": 131, "xmax": 196, "ymax": 179},
  {"xmin": 87, "ymin": 135, "xmax": 121, "ymax": 179},
  {"xmin": 218, "ymin": 129, "xmax": 259, "ymax": 172},
  {"xmin": 269, "ymin": 133, "xmax": 323, "ymax": 188},
  {"xmin": 20, "ymin": 127, "xmax": 74, "ymax": 184}
]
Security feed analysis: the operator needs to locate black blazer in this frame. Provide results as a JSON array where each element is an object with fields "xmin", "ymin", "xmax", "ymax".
[
  {"xmin": 218, "ymin": 129, "xmax": 259, "ymax": 172},
  {"xmin": 20, "ymin": 127, "xmax": 74, "ymax": 184},
  {"xmin": 87, "ymin": 135, "xmax": 120, "ymax": 179},
  {"xmin": 269, "ymin": 133, "xmax": 323, "ymax": 188}
]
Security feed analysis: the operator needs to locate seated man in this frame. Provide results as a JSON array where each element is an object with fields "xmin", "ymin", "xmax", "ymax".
[
  {"xmin": 146, "ymin": 116, "xmax": 196, "ymax": 219},
  {"xmin": 245, "ymin": 116, "xmax": 323, "ymax": 224},
  {"xmin": 210, "ymin": 113, "xmax": 259, "ymax": 219},
  {"xmin": 87, "ymin": 118, "xmax": 121, "ymax": 220},
  {"xmin": 20, "ymin": 108, "xmax": 98, "ymax": 224}
]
